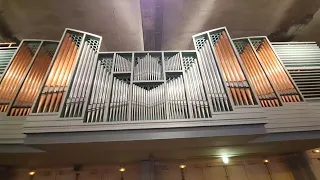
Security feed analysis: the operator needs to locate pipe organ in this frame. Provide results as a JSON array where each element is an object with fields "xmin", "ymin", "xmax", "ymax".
[
  {"xmin": 31, "ymin": 29, "xmax": 102, "ymax": 116},
  {"xmin": 193, "ymin": 28, "xmax": 258, "ymax": 109},
  {"xmin": 233, "ymin": 38, "xmax": 282, "ymax": 107},
  {"xmin": 165, "ymin": 52, "xmax": 188, "ymax": 119},
  {"xmin": 181, "ymin": 52, "xmax": 210, "ymax": 118},
  {"xmin": 249, "ymin": 37, "xmax": 303, "ymax": 103},
  {"xmin": 0, "ymin": 46, "xmax": 16, "ymax": 78},
  {"xmin": 272, "ymin": 42, "xmax": 320, "ymax": 101},
  {"xmin": 0, "ymin": 40, "xmax": 58, "ymax": 115},
  {"xmin": 86, "ymin": 53, "xmax": 114, "ymax": 123},
  {"xmin": 0, "ymin": 27, "xmax": 308, "ymax": 124},
  {"xmin": 61, "ymin": 34, "xmax": 101, "ymax": 118},
  {"xmin": 132, "ymin": 53, "xmax": 166, "ymax": 121},
  {"xmin": 9, "ymin": 41, "xmax": 58, "ymax": 116}
]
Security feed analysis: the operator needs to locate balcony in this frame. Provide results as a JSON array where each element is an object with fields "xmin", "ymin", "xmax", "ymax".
[{"xmin": 0, "ymin": 27, "xmax": 320, "ymax": 145}]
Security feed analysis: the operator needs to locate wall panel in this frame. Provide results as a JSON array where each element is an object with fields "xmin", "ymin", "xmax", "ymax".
[
  {"xmin": 155, "ymin": 165, "xmax": 180, "ymax": 180},
  {"xmin": 245, "ymin": 163, "xmax": 270, "ymax": 180},
  {"xmin": 202, "ymin": 166, "xmax": 227, "ymax": 180},
  {"xmin": 227, "ymin": 165, "xmax": 248, "ymax": 180},
  {"xmin": 56, "ymin": 173, "xmax": 75, "ymax": 180},
  {"xmin": 268, "ymin": 161, "xmax": 294, "ymax": 180},
  {"xmin": 185, "ymin": 167, "xmax": 203, "ymax": 180},
  {"xmin": 33, "ymin": 172, "xmax": 56, "ymax": 180}
]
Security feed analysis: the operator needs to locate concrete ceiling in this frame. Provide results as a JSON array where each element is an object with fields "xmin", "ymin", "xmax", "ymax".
[{"xmin": 0, "ymin": 0, "xmax": 320, "ymax": 51}]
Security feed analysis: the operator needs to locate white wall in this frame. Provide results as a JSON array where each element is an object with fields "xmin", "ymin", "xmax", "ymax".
[
  {"xmin": 10, "ymin": 154, "xmax": 320, "ymax": 180},
  {"xmin": 9, "ymin": 156, "xmax": 315, "ymax": 180}
]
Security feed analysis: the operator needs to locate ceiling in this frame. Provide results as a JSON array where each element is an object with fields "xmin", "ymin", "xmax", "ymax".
[{"xmin": 0, "ymin": 0, "xmax": 319, "ymax": 51}]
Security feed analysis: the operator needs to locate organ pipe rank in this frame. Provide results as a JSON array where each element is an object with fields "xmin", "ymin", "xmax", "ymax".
[{"xmin": 0, "ymin": 27, "xmax": 304, "ymax": 122}]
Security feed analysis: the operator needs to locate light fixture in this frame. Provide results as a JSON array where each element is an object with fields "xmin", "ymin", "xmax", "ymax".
[
  {"xmin": 179, "ymin": 164, "xmax": 186, "ymax": 169},
  {"xmin": 313, "ymin": 149, "xmax": 320, "ymax": 153},
  {"xmin": 263, "ymin": 159, "xmax": 269, "ymax": 163},
  {"xmin": 29, "ymin": 171, "xmax": 36, "ymax": 176},
  {"xmin": 119, "ymin": 168, "xmax": 126, "ymax": 172},
  {"xmin": 222, "ymin": 156, "xmax": 229, "ymax": 164}
]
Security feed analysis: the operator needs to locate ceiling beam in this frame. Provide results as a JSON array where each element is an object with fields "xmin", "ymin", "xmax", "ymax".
[{"xmin": 140, "ymin": 0, "xmax": 164, "ymax": 50}]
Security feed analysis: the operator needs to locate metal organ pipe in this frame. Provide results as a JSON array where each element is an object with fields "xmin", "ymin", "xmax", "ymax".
[
  {"xmin": 0, "ymin": 41, "xmax": 40, "ymax": 112},
  {"xmin": 33, "ymin": 29, "xmax": 102, "ymax": 118},
  {"xmin": 86, "ymin": 54, "xmax": 113, "ymax": 123},
  {"xmin": 0, "ymin": 27, "xmax": 308, "ymax": 123},
  {"xmin": 272, "ymin": 42, "xmax": 320, "ymax": 101},
  {"xmin": 9, "ymin": 42, "xmax": 58, "ymax": 116},
  {"xmin": 0, "ymin": 47, "xmax": 17, "ymax": 78},
  {"xmin": 36, "ymin": 35, "xmax": 77, "ymax": 113},
  {"xmin": 215, "ymin": 32, "xmax": 254, "ymax": 106},
  {"xmin": 182, "ymin": 55, "xmax": 210, "ymax": 118},
  {"xmin": 250, "ymin": 38, "xmax": 303, "ymax": 103},
  {"xmin": 193, "ymin": 27, "xmax": 258, "ymax": 114},
  {"xmin": 233, "ymin": 39, "xmax": 281, "ymax": 107}
]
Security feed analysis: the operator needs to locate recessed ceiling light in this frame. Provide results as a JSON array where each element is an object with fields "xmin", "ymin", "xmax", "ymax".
[
  {"xmin": 263, "ymin": 159, "xmax": 269, "ymax": 163},
  {"xmin": 119, "ymin": 168, "xmax": 126, "ymax": 172},
  {"xmin": 313, "ymin": 149, "xmax": 320, "ymax": 153},
  {"xmin": 222, "ymin": 156, "xmax": 229, "ymax": 164},
  {"xmin": 179, "ymin": 164, "xmax": 186, "ymax": 169},
  {"xmin": 29, "ymin": 171, "xmax": 36, "ymax": 176}
]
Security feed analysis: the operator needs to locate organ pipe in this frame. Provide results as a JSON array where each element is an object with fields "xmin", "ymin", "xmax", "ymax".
[
  {"xmin": 0, "ymin": 46, "xmax": 17, "ymax": 78},
  {"xmin": 193, "ymin": 27, "xmax": 258, "ymax": 110},
  {"xmin": 0, "ymin": 27, "xmax": 309, "ymax": 122},
  {"xmin": 32, "ymin": 29, "xmax": 102, "ymax": 116},
  {"xmin": 233, "ymin": 38, "xmax": 282, "ymax": 107},
  {"xmin": 272, "ymin": 42, "xmax": 320, "ymax": 101},
  {"xmin": 0, "ymin": 41, "xmax": 41, "ymax": 113},
  {"xmin": 249, "ymin": 37, "xmax": 303, "ymax": 103},
  {"xmin": 9, "ymin": 41, "xmax": 58, "ymax": 116}
]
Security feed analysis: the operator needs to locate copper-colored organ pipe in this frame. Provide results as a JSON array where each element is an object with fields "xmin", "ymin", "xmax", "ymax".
[
  {"xmin": 239, "ymin": 43, "xmax": 281, "ymax": 107},
  {"xmin": 52, "ymin": 38, "xmax": 78, "ymax": 112},
  {"xmin": 1, "ymin": 46, "xmax": 30, "ymax": 97},
  {"xmin": 217, "ymin": 37, "xmax": 241, "ymax": 105},
  {"xmin": 37, "ymin": 36, "xmax": 69, "ymax": 113},
  {"xmin": 48, "ymin": 37, "xmax": 74, "ymax": 112},
  {"xmin": 213, "ymin": 32, "xmax": 255, "ymax": 106},
  {"xmin": 0, "ymin": 43, "xmax": 34, "ymax": 112},
  {"xmin": 9, "ymin": 48, "xmax": 53, "ymax": 116},
  {"xmin": 255, "ymin": 39, "xmax": 301, "ymax": 103},
  {"xmin": 36, "ymin": 34, "xmax": 79, "ymax": 113},
  {"xmin": 215, "ymin": 38, "xmax": 241, "ymax": 106}
]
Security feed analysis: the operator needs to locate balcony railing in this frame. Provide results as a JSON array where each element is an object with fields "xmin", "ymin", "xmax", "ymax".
[{"xmin": 0, "ymin": 27, "xmax": 320, "ymax": 144}]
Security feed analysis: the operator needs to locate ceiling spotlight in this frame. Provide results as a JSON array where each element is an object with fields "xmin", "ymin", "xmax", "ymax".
[
  {"xmin": 263, "ymin": 159, "xmax": 269, "ymax": 163},
  {"xmin": 313, "ymin": 149, "xmax": 320, "ymax": 153},
  {"xmin": 222, "ymin": 156, "xmax": 229, "ymax": 164},
  {"xmin": 29, "ymin": 171, "xmax": 36, "ymax": 176},
  {"xmin": 119, "ymin": 168, "xmax": 126, "ymax": 172},
  {"xmin": 179, "ymin": 164, "xmax": 186, "ymax": 169}
]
